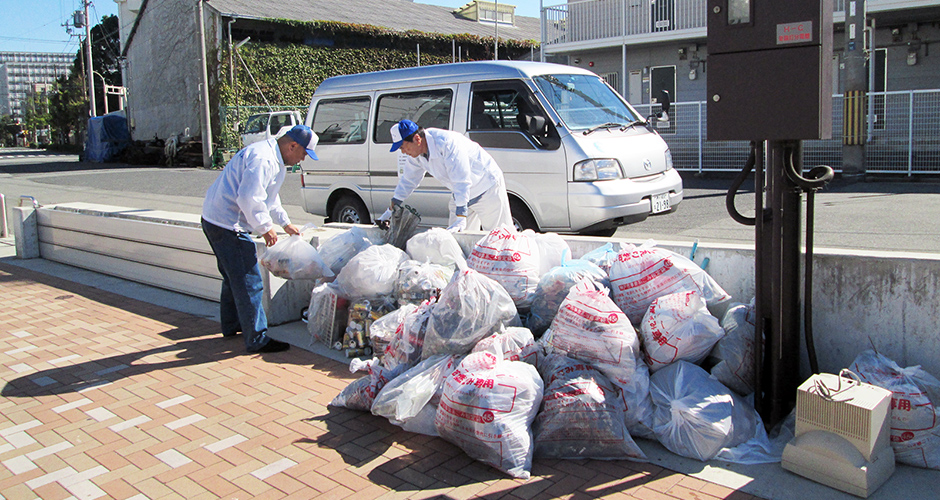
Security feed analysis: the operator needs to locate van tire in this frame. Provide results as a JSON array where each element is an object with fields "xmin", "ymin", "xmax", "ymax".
[
  {"xmin": 510, "ymin": 199, "xmax": 539, "ymax": 232},
  {"xmin": 332, "ymin": 195, "xmax": 370, "ymax": 225}
]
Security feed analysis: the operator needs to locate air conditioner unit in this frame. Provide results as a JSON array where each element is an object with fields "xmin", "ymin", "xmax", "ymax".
[{"xmin": 781, "ymin": 372, "xmax": 895, "ymax": 498}]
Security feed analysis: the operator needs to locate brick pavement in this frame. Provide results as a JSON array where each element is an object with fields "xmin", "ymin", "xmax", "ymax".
[{"xmin": 0, "ymin": 262, "xmax": 765, "ymax": 500}]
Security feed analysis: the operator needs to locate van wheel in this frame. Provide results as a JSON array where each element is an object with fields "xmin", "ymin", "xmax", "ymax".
[
  {"xmin": 510, "ymin": 199, "xmax": 539, "ymax": 232},
  {"xmin": 332, "ymin": 195, "xmax": 370, "ymax": 224}
]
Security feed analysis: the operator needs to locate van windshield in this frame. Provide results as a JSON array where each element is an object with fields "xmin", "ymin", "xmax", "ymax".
[{"xmin": 533, "ymin": 74, "xmax": 642, "ymax": 131}]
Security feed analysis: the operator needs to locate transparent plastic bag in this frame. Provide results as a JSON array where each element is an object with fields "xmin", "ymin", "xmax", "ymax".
[
  {"xmin": 307, "ymin": 283, "xmax": 348, "ymax": 348},
  {"xmin": 709, "ymin": 300, "xmax": 759, "ymax": 396},
  {"xmin": 371, "ymin": 354, "xmax": 460, "ymax": 436},
  {"xmin": 649, "ymin": 361, "xmax": 758, "ymax": 462},
  {"xmin": 851, "ymin": 349, "xmax": 940, "ymax": 470},
  {"xmin": 609, "ymin": 242, "xmax": 730, "ymax": 324},
  {"xmin": 370, "ymin": 304, "xmax": 418, "ymax": 357},
  {"xmin": 640, "ymin": 290, "xmax": 725, "ymax": 372},
  {"xmin": 534, "ymin": 353, "xmax": 647, "ymax": 461},
  {"xmin": 542, "ymin": 280, "xmax": 643, "ymax": 388},
  {"xmin": 260, "ymin": 234, "xmax": 334, "ymax": 280},
  {"xmin": 533, "ymin": 232, "xmax": 570, "ymax": 277},
  {"xmin": 317, "ymin": 226, "xmax": 374, "ymax": 275},
  {"xmin": 527, "ymin": 258, "xmax": 607, "ymax": 337},
  {"xmin": 406, "ymin": 227, "xmax": 467, "ymax": 270},
  {"xmin": 467, "ymin": 225, "xmax": 541, "ymax": 308},
  {"xmin": 396, "ymin": 259, "xmax": 454, "ymax": 306},
  {"xmin": 329, "ymin": 357, "xmax": 407, "ymax": 411},
  {"xmin": 471, "ymin": 326, "xmax": 539, "ymax": 365},
  {"xmin": 580, "ymin": 242, "xmax": 633, "ymax": 275},
  {"xmin": 382, "ymin": 299, "xmax": 435, "ymax": 370},
  {"xmin": 435, "ymin": 350, "xmax": 543, "ymax": 479},
  {"xmin": 423, "ymin": 270, "xmax": 520, "ymax": 359},
  {"xmin": 335, "ymin": 244, "xmax": 408, "ymax": 298}
]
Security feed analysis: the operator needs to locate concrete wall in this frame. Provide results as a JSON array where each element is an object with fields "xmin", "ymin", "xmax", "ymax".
[
  {"xmin": 122, "ymin": 0, "xmax": 205, "ymax": 142},
  {"xmin": 12, "ymin": 203, "xmax": 940, "ymax": 380}
]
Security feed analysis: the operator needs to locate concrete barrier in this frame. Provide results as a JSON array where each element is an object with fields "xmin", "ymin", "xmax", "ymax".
[{"xmin": 10, "ymin": 202, "xmax": 940, "ymax": 379}]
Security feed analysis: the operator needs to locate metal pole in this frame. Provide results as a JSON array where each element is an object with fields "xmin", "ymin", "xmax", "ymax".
[
  {"xmin": 1, "ymin": 194, "xmax": 8, "ymax": 238},
  {"xmin": 196, "ymin": 0, "xmax": 214, "ymax": 168},
  {"xmin": 228, "ymin": 20, "xmax": 235, "ymax": 86},
  {"xmin": 539, "ymin": 0, "xmax": 546, "ymax": 62},
  {"xmin": 417, "ymin": 44, "xmax": 421, "ymax": 67},
  {"xmin": 494, "ymin": 0, "xmax": 499, "ymax": 60},
  {"xmin": 84, "ymin": 0, "xmax": 96, "ymax": 117}
]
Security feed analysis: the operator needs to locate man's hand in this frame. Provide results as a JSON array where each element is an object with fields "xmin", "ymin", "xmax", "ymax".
[
  {"xmin": 283, "ymin": 224, "xmax": 301, "ymax": 236},
  {"xmin": 377, "ymin": 208, "xmax": 393, "ymax": 230},
  {"xmin": 262, "ymin": 229, "xmax": 278, "ymax": 247},
  {"xmin": 447, "ymin": 215, "xmax": 467, "ymax": 233}
]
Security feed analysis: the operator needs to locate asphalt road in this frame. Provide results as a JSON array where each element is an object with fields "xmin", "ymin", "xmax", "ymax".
[{"xmin": 2, "ymin": 147, "xmax": 938, "ymax": 253}]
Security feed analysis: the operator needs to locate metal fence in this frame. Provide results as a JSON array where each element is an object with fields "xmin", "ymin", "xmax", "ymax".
[{"xmin": 634, "ymin": 89, "xmax": 940, "ymax": 176}]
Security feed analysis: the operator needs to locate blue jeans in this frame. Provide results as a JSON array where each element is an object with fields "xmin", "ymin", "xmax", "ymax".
[{"xmin": 201, "ymin": 218, "xmax": 272, "ymax": 352}]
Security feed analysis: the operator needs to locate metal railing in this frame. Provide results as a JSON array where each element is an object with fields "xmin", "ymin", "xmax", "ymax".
[
  {"xmin": 542, "ymin": 0, "xmax": 890, "ymax": 47},
  {"xmin": 633, "ymin": 89, "xmax": 940, "ymax": 175}
]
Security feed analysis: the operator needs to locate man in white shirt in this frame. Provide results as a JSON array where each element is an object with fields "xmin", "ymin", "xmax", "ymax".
[
  {"xmin": 380, "ymin": 119, "xmax": 512, "ymax": 232},
  {"xmin": 201, "ymin": 124, "xmax": 318, "ymax": 353}
]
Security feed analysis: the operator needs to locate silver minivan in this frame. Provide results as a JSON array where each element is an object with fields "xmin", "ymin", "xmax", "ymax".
[{"xmin": 299, "ymin": 61, "xmax": 682, "ymax": 236}]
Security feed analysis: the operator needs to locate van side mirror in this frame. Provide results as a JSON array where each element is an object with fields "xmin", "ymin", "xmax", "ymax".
[{"xmin": 527, "ymin": 115, "xmax": 547, "ymax": 137}]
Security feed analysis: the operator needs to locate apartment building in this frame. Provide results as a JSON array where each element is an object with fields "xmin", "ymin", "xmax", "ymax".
[{"xmin": 0, "ymin": 52, "xmax": 74, "ymax": 119}]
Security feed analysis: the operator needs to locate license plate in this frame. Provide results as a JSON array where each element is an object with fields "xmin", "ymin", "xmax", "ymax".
[{"xmin": 651, "ymin": 192, "xmax": 670, "ymax": 214}]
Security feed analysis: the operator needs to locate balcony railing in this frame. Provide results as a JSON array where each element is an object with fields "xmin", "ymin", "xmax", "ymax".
[{"xmin": 541, "ymin": 0, "xmax": 894, "ymax": 48}]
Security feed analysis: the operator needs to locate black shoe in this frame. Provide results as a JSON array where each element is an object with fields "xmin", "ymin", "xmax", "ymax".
[
  {"xmin": 222, "ymin": 331, "xmax": 240, "ymax": 338},
  {"xmin": 256, "ymin": 339, "xmax": 291, "ymax": 353}
]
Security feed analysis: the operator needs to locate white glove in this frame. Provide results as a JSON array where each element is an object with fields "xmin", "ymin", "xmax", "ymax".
[
  {"xmin": 378, "ymin": 208, "xmax": 392, "ymax": 222},
  {"xmin": 447, "ymin": 216, "xmax": 467, "ymax": 233}
]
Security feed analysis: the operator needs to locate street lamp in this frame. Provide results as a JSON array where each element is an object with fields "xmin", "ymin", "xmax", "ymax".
[{"xmin": 92, "ymin": 70, "xmax": 108, "ymax": 115}]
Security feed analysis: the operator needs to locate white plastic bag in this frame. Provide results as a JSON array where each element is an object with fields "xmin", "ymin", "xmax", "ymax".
[
  {"xmin": 533, "ymin": 232, "xmax": 570, "ymax": 277},
  {"xmin": 534, "ymin": 353, "xmax": 647, "ymax": 460},
  {"xmin": 406, "ymin": 227, "xmax": 467, "ymax": 270},
  {"xmin": 396, "ymin": 259, "xmax": 454, "ymax": 306},
  {"xmin": 609, "ymin": 242, "xmax": 730, "ymax": 324},
  {"xmin": 851, "ymin": 349, "xmax": 940, "ymax": 470},
  {"xmin": 649, "ymin": 361, "xmax": 758, "ymax": 461},
  {"xmin": 335, "ymin": 244, "xmax": 408, "ymax": 298},
  {"xmin": 542, "ymin": 280, "xmax": 643, "ymax": 388},
  {"xmin": 709, "ymin": 300, "xmax": 759, "ymax": 396},
  {"xmin": 640, "ymin": 290, "xmax": 725, "ymax": 372},
  {"xmin": 467, "ymin": 225, "xmax": 541, "ymax": 308},
  {"xmin": 329, "ymin": 357, "xmax": 406, "ymax": 411},
  {"xmin": 471, "ymin": 327, "xmax": 539, "ymax": 366},
  {"xmin": 260, "ymin": 234, "xmax": 334, "ymax": 280},
  {"xmin": 371, "ymin": 354, "xmax": 459, "ymax": 436},
  {"xmin": 423, "ymin": 270, "xmax": 520, "ymax": 359},
  {"xmin": 527, "ymin": 258, "xmax": 607, "ymax": 337},
  {"xmin": 317, "ymin": 226, "xmax": 374, "ymax": 275},
  {"xmin": 435, "ymin": 350, "xmax": 543, "ymax": 479}
]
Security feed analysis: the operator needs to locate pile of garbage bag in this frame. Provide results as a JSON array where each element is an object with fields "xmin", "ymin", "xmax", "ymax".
[{"xmin": 300, "ymin": 224, "xmax": 796, "ymax": 478}]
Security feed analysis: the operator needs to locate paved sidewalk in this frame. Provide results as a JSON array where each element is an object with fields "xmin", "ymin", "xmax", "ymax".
[{"xmin": 0, "ymin": 262, "xmax": 763, "ymax": 500}]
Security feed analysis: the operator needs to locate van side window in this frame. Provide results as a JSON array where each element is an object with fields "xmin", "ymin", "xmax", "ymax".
[
  {"xmin": 374, "ymin": 90, "xmax": 453, "ymax": 144},
  {"xmin": 269, "ymin": 114, "xmax": 293, "ymax": 134},
  {"xmin": 469, "ymin": 81, "xmax": 559, "ymax": 150},
  {"xmin": 312, "ymin": 97, "xmax": 371, "ymax": 145}
]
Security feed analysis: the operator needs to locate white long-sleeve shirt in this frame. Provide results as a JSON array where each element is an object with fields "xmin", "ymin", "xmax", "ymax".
[
  {"xmin": 393, "ymin": 128, "xmax": 502, "ymax": 211},
  {"xmin": 202, "ymin": 138, "xmax": 290, "ymax": 234}
]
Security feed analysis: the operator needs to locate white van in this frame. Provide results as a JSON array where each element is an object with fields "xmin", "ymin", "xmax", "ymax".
[
  {"xmin": 239, "ymin": 110, "xmax": 301, "ymax": 147},
  {"xmin": 299, "ymin": 61, "xmax": 682, "ymax": 236}
]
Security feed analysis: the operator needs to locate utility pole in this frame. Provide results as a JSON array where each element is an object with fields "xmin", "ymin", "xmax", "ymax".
[
  {"xmin": 842, "ymin": 0, "xmax": 867, "ymax": 181},
  {"xmin": 494, "ymin": 0, "xmax": 499, "ymax": 60},
  {"xmin": 197, "ymin": 0, "xmax": 213, "ymax": 168},
  {"xmin": 84, "ymin": 0, "xmax": 96, "ymax": 117}
]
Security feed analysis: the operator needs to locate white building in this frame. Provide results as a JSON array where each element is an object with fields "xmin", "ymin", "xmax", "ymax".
[{"xmin": 0, "ymin": 52, "xmax": 73, "ymax": 120}]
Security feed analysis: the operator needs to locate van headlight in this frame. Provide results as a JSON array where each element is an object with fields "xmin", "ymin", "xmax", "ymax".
[
  {"xmin": 665, "ymin": 148, "xmax": 674, "ymax": 170},
  {"xmin": 574, "ymin": 159, "xmax": 623, "ymax": 181}
]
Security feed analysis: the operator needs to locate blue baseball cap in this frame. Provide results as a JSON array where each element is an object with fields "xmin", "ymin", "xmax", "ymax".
[
  {"xmin": 390, "ymin": 119, "xmax": 419, "ymax": 152},
  {"xmin": 285, "ymin": 124, "xmax": 319, "ymax": 160}
]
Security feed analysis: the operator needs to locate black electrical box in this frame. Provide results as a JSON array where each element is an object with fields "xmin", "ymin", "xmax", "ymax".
[{"xmin": 707, "ymin": 0, "xmax": 833, "ymax": 141}]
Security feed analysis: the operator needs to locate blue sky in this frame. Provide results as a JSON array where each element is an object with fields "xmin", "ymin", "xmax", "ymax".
[{"xmin": 0, "ymin": 0, "xmax": 544, "ymax": 55}]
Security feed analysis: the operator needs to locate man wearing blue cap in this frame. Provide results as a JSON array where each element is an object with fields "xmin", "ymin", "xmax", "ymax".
[
  {"xmin": 381, "ymin": 119, "xmax": 512, "ymax": 233},
  {"xmin": 201, "ymin": 124, "xmax": 318, "ymax": 353}
]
